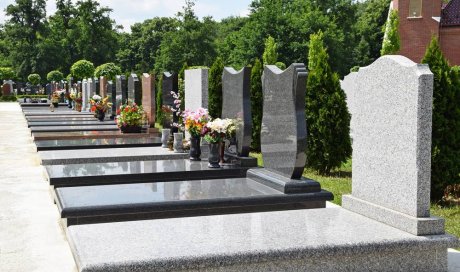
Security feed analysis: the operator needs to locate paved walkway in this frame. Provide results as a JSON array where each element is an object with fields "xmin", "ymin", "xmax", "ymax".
[{"xmin": 0, "ymin": 103, "xmax": 75, "ymax": 272}]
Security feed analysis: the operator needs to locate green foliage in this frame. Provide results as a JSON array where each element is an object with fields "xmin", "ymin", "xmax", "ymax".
[
  {"xmin": 305, "ymin": 31, "xmax": 352, "ymax": 175},
  {"xmin": 275, "ymin": 62, "xmax": 286, "ymax": 70},
  {"xmin": 0, "ymin": 95, "xmax": 17, "ymax": 102},
  {"xmin": 250, "ymin": 58, "xmax": 263, "ymax": 152},
  {"xmin": 27, "ymin": 73, "xmax": 41, "ymax": 85},
  {"xmin": 208, "ymin": 57, "xmax": 224, "ymax": 118},
  {"xmin": 422, "ymin": 37, "xmax": 460, "ymax": 200},
  {"xmin": 262, "ymin": 36, "xmax": 277, "ymax": 65},
  {"xmin": 66, "ymin": 74, "xmax": 72, "ymax": 81},
  {"xmin": 0, "ymin": 67, "xmax": 15, "ymax": 80},
  {"xmin": 381, "ymin": 9, "xmax": 400, "ymax": 55},
  {"xmin": 47, "ymin": 70, "xmax": 64, "ymax": 82},
  {"xmin": 16, "ymin": 94, "xmax": 48, "ymax": 99},
  {"xmin": 94, "ymin": 62, "xmax": 122, "ymax": 80},
  {"xmin": 350, "ymin": 66, "xmax": 360, "ymax": 72},
  {"xmin": 70, "ymin": 60, "xmax": 95, "ymax": 80}
]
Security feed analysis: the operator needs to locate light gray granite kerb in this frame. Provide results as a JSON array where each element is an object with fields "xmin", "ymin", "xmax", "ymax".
[{"xmin": 341, "ymin": 55, "xmax": 442, "ymax": 235}]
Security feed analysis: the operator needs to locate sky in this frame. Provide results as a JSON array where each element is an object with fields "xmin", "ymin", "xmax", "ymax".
[{"xmin": 0, "ymin": 0, "xmax": 252, "ymax": 31}]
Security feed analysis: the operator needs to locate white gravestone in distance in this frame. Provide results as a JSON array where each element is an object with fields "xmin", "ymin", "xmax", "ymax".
[
  {"xmin": 184, "ymin": 68, "xmax": 209, "ymax": 112},
  {"xmin": 82, "ymin": 79, "xmax": 88, "ymax": 111}
]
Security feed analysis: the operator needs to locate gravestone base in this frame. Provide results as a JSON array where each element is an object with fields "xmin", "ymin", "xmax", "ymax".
[
  {"xmin": 224, "ymin": 152, "xmax": 258, "ymax": 167},
  {"xmin": 342, "ymin": 195, "xmax": 445, "ymax": 236}
]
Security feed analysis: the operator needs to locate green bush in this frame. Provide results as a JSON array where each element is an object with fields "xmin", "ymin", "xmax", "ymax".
[
  {"xmin": 70, "ymin": 59, "xmax": 95, "ymax": 80},
  {"xmin": 17, "ymin": 94, "xmax": 48, "ymax": 99},
  {"xmin": 422, "ymin": 37, "xmax": 460, "ymax": 200},
  {"xmin": 306, "ymin": 31, "xmax": 352, "ymax": 175},
  {"xmin": 0, "ymin": 67, "xmax": 15, "ymax": 81},
  {"xmin": 208, "ymin": 57, "xmax": 224, "ymax": 118},
  {"xmin": 94, "ymin": 63, "xmax": 122, "ymax": 80},
  {"xmin": 0, "ymin": 95, "xmax": 17, "ymax": 102},
  {"xmin": 250, "ymin": 58, "xmax": 263, "ymax": 152},
  {"xmin": 27, "ymin": 74, "xmax": 41, "ymax": 85},
  {"xmin": 47, "ymin": 70, "xmax": 64, "ymax": 82},
  {"xmin": 275, "ymin": 62, "xmax": 286, "ymax": 70},
  {"xmin": 263, "ymin": 36, "xmax": 278, "ymax": 65},
  {"xmin": 381, "ymin": 9, "xmax": 400, "ymax": 56}
]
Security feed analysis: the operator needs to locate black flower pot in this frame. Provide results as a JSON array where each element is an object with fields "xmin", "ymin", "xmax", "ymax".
[
  {"xmin": 52, "ymin": 102, "xmax": 59, "ymax": 108},
  {"xmin": 120, "ymin": 125, "xmax": 142, "ymax": 133},
  {"xmin": 189, "ymin": 135, "xmax": 201, "ymax": 161},
  {"xmin": 208, "ymin": 142, "xmax": 221, "ymax": 168},
  {"xmin": 96, "ymin": 110, "xmax": 105, "ymax": 121}
]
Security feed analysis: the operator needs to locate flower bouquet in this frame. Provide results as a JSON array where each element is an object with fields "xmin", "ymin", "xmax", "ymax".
[
  {"xmin": 201, "ymin": 118, "xmax": 235, "ymax": 168},
  {"xmin": 74, "ymin": 92, "xmax": 83, "ymax": 112},
  {"xmin": 90, "ymin": 94, "xmax": 112, "ymax": 121},
  {"xmin": 116, "ymin": 100, "xmax": 145, "ymax": 133},
  {"xmin": 182, "ymin": 108, "xmax": 210, "ymax": 160}
]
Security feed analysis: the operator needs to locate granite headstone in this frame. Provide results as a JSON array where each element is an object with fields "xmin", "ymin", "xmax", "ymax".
[
  {"xmin": 99, "ymin": 76, "xmax": 107, "ymax": 98},
  {"xmin": 116, "ymin": 75, "xmax": 127, "ymax": 105},
  {"xmin": 184, "ymin": 68, "xmax": 209, "ymax": 111},
  {"xmin": 341, "ymin": 55, "xmax": 444, "ymax": 235},
  {"xmin": 142, "ymin": 73, "xmax": 155, "ymax": 127},
  {"xmin": 108, "ymin": 80, "xmax": 116, "ymax": 119},
  {"xmin": 2, "ymin": 80, "xmax": 13, "ymax": 96},
  {"xmin": 162, "ymin": 72, "xmax": 178, "ymax": 129},
  {"xmin": 81, "ymin": 79, "xmax": 88, "ymax": 111},
  {"xmin": 128, "ymin": 73, "xmax": 142, "ymax": 105}
]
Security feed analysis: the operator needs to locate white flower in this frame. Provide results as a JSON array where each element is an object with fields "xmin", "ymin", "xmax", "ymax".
[{"xmin": 92, "ymin": 94, "xmax": 102, "ymax": 100}]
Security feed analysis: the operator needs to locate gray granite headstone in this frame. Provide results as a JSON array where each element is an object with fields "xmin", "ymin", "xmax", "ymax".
[
  {"xmin": 108, "ymin": 80, "xmax": 116, "ymax": 119},
  {"xmin": 88, "ymin": 78, "xmax": 95, "ymax": 97},
  {"xmin": 341, "ymin": 55, "xmax": 444, "ymax": 236},
  {"xmin": 82, "ymin": 79, "xmax": 88, "ymax": 111},
  {"xmin": 222, "ymin": 67, "xmax": 252, "ymax": 157},
  {"xmin": 128, "ymin": 73, "xmax": 142, "ymax": 105},
  {"xmin": 162, "ymin": 72, "xmax": 178, "ymax": 129},
  {"xmin": 184, "ymin": 68, "xmax": 208, "ymax": 111},
  {"xmin": 260, "ymin": 64, "xmax": 307, "ymax": 179},
  {"xmin": 116, "ymin": 75, "xmax": 127, "ymax": 105},
  {"xmin": 45, "ymin": 84, "xmax": 52, "ymax": 95}
]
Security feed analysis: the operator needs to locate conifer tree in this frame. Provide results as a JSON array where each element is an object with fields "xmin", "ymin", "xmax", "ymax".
[
  {"xmin": 263, "ymin": 36, "xmax": 277, "ymax": 65},
  {"xmin": 208, "ymin": 57, "xmax": 224, "ymax": 118},
  {"xmin": 306, "ymin": 31, "xmax": 352, "ymax": 174},
  {"xmin": 250, "ymin": 58, "xmax": 263, "ymax": 152},
  {"xmin": 421, "ymin": 37, "xmax": 460, "ymax": 200},
  {"xmin": 381, "ymin": 9, "xmax": 400, "ymax": 55}
]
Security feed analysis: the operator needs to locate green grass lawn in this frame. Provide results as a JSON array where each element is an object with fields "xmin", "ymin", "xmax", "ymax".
[{"xmin": 249, "ymin": 153, "xmax": 459, "ymax": 245}]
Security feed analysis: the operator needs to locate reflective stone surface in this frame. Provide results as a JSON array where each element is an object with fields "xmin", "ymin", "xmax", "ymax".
[
  {"xmin": 261, "ymin": 64, "xmax": 308, "ymax": 179},
  {"xmin": 222, "ymin": 67, "xmax": 252, "ymax": 157},
  {"xmin": 162, "ymin": 72, "xmax": 178, "ymax": 129},
  {"xmin": 128, "ymin": 73, "xmax": 142, "ymax": 105},
  {"xmin": 116, "ymin": 75, "xmax": 127, "ymax": 105},
  {"xmin": 32, "ymin": 131, "xmax": 155, "ymax": 141},
  {"xmin": 142, "ymin": 73, "xmax": 155, "ymax": 126},
  {"xmin": 30, "ymin": 125, "xmax": 119, "ymax": 132},
  {"xmin": 57, "ymin": 178, "xmax": 280, "ymax": 208},
  {"xmin": 29, "ymin": 121, "xmax": 115, "ymax": 127},
  {"xmin": 36, "ymin": 137, "xmax": 161, "ymax": 150}
]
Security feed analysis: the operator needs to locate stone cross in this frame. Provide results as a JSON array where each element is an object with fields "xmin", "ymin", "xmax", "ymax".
[
  {"xmin": 99, "ymin": 76, "xmax": 107, "ymax": 98},
  {"xmin": 341, "ymin": 55, "xmax": 443, "ymax": 236},
  {"xmin": 116, "ymin": 75, "xmax": 127, "ymax": 105},
  {"xmin": 222, "ymin": 67, "xmax": 252, "ymax": 157},
  {"xmin": 128, "ymin": 73, "xmax": 142, "ymax": 105},
  {"xmin": 162, "ymin": 72, "xmax": 178, "ymax": 129},
  {"xmin": 184, "ymin": 68, "xmax": 209, "ymax": 112},
  {"xmin": 142, "ymin": 73, "xmax": 156, "ymax": 127}
]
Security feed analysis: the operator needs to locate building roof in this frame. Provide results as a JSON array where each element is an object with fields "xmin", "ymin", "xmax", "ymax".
[{"xmin": 441, "ymin": 0, "xmax": 460, "ymax": 26}]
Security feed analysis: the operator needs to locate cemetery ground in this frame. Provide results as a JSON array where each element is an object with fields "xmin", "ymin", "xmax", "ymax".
[{"xmin": 250, "ymin": 152, "xmax": 460, "ymax": 250}]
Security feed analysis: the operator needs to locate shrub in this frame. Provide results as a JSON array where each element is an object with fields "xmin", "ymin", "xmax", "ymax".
[
  {"xmin": 47, "ymin": 70, "xmax": 64, "ymax": 82},
  {"xmin": 208, "ymin": 57, "xmax": 224, "ymax": 118},
  {"xmin": 27, "ymin": 74, "xmax": 41, "ymax": 85},
  {"xmin": 381, "ymin": 9, "xmax": 400, "ymax": 56},
  {"xmin": 0, "ymin": 67, "xmax": 15, "ymax": 81},
  {"xmin": 70, "ymin": 60, "xmax": 95, "ymax": 80},
  {"xmin": 275, "ymin": 62, "xmax": 286, "ymax": 70},
  {"xmin": 422, "ymin": 37, "xmax": 460, "ymax": 200},
  {"xmin": 263, "ymin": 36, "xmax": 278, "ymax": 65},
  {"xmin": 306, "ymin": 31, "xmax": 352, "ymax": 175},
  {"xmin": 94, "ymin": 63, "xmax": 122, "ymax": 80},
  {"xmin": 250, "ymin": 58, "xmax": 263, "ymax": 152}
]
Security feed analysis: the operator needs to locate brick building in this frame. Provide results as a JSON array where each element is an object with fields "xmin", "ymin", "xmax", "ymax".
[{"xmin": 392, "ymin": 0, "xmax": 460, "ymax": 65}]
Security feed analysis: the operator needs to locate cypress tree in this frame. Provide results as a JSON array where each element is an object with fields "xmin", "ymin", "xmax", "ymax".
[
  {"xmin": 381, "ymin": 9, "xmax": 400, "ymax": 56},
  {"xmin": 421, "ymin": 37, "xmax": 460, "ymax": 200},
  {"xmin": 263, "ymin": 36, "xmax": 278, "ymax": 65},
  {"xmin": 250, "ymin": 58, "xmax": 263, "ymax": 152},
  {"xmin": 306, "ymin": 31, "xmax": 352, "ymax": 174},
  {"xmin": 208, "ymin": 57, "xmax": 224, "ymax": 118}
]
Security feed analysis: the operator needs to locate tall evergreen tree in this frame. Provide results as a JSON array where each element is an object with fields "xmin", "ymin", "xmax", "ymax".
[
  {"xmin": 306, "ymin": 31, "xmax": 352, "ymax": 174},
  {"xmin": 262, "ymin": 36, "xmax": 277, "ymax": 65},
  {"xmin": 421, "ymin": 37, "xmax": 460, "ymax": 200},
  {"xmin": 381, "ymin": 9, "xmax": 400, "ymax": 55},
  {"xmin": 250, "ymin": 58, "xmax": 263, "ymax": 152},
  {"xmin": 208, "ymin": 57, "xmax": 224, "ymax": 118}
]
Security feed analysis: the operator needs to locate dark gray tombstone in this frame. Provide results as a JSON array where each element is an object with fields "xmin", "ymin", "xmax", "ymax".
[
  {"xmin": 45, "ymin": 84, "xmax": 52, "ymax": 95},
  {"xmin": 162, "ymin": 72, "xmax": 178, "ymax": 130},
  {"xmin": 128, "ymin": 73, "xmax": 142, "ymax": 105},
  {"xmin": 116, "ymin": 75, "xmax": 128, "ymax": 105},
  {"xmin": 222, "ymin": 67, "xmax": 252, "ymax": 158},
  {"xmin": 93, "ymin": 77, "xmax": 100, "ymax": 95},
  {"xmin": 77, "ymin": 81, "xmax": 82, "ymax": 93},
  {"xmin": 109, "ymin": 80, "xmax": 116, "ymax": 119}
]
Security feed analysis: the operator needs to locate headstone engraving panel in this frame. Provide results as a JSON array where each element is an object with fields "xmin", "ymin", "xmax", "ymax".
[
  {"xmin": 162, "ymin": 72, "xmax": 178, "ymax": 129},
  {"xmin": 261, "ymin": 64, "xmax": 307, "ymax": 179},
  {"xmin": 222, "ymin": 67, "xmax": 252, "ymax": 157},
  {"xmin": 128, "ymin": 73, "xmax": 142, "ymax": 105},
  {"xmin": 341, "ymin": 55, "xmax": 443, "ymax": 235},
  {"xmin": 142, "ymin": 73, "xmax": 155, "ymax": 126},
  {"xmin": 116, "ymin": 75, "xmax": 127, "ymax": 105}
]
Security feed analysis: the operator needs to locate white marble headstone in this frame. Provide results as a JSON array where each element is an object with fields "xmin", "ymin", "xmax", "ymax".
[{"xmin": 184, "ymin": 68, "xmax": 209, "ymax": 111}]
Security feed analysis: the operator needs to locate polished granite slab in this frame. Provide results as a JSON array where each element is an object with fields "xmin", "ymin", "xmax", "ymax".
[
  {"xmin": 39, "ymin": 146, "xmax": 189, "ymax": 165},
  {"xmin": 26, "ymin": 116, "xmax": 104, "ymax": 122},
  {"xmin": 33, "ymin": 131, "xmax": 158, "ymax": 141},
  {"xmin": 67, "ymin": 208, "xmax": 458, "ymax": 272},
  {"xmin": 30, "ymin": 125, "xmax": 119, "ymax": 133},
  {"xmin": 24, "ymin": 111, "xmax": 93, "ymax": 116},
  {"xmin": 28, "ymin": 120, "xmax": 115, "ymax": 127},
  {"xmin": 56, "ymin": 177, "xmax": 331, "ymax": 226},
  {"xmin": 36, "ymin": 137, "xmax": 161, "ymax": 151},
  {"xmin": 45, "ymin": 160, "xmax": 248, "ymax": 187},
  {"xmin": 20, "ymin": 102, "xmax": 68, "ymax": 107}
]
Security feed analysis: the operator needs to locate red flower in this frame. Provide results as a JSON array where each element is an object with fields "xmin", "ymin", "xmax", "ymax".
[
  {"xmin": 91, "ymin": 106, "xmax": 96, "ymax": 112},
  {"xmin": 116, "ymin": 109, "xmax": 120, "ymax": 115},
  {"xmin": 124, "ymin": 107, "xmax": 130, "ymax": 113}
]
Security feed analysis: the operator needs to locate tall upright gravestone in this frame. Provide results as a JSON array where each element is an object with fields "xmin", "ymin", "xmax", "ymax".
[
  {"xmin": 93, "ymin": 77, "xmax": 100, "ymax": 95},
  {"xmin": 81, "ymin": 79, "xmax": 88, "ymax": 111},
  {"xmin": 99, "ymin": 76, "xmax": 107, "ymax": 98},
  {"xmin": 128, "ymin": 73, "xmax": 142, "ymax": 105},
  {"xmin": 116, "ymin": 75, "xmax": 127, "ymax": 106},
  {"xmin": 2, "ymin": 80, "xmax": 13, "ymax": 96},
  {"xmin": 221, "ymin": 67, "xmax": 255, "ymax": 166},
  {"xmin": 341, "ymin": 55, "xmax": 444, "ymax": 235},
  {"xmin": 88, "ymin": 78, "xmax": 95, "ymax": 97},
  {"xmin": 162, "ymin": 72, "xmax": 178, "ymax": 130},
  {"xmin": 184, "ymin": 68, "xmax": 208, "ymax": 111},
  {"xmin": 108, "ymin": 80, "xmax": 116, "ymax": 119},
  {"xmin": 142, "ymin": 73, "xmax": 155, "ymax": 127}
]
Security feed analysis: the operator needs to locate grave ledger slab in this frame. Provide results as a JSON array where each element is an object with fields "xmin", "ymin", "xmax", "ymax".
[{"xmin": 35, "ymin": 137, "xmax": 161, "ymax": 151}]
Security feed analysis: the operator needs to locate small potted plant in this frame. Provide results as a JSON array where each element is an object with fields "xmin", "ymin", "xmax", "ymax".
[
  {"xmin": 90, "ymin": 94, "xmax": 112, "ymax": 121},
  {"xmin": 201, "ymin": 118, "xmax": 233, "ymax": 168},
  {"xmin": 116, "ymin": 100, "xmax": 144, "ymax": 133},
  {"xmin": 183, "ymin": 108, "xmax": 210, "ymax": 160}
]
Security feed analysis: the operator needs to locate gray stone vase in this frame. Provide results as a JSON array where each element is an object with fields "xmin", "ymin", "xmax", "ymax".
[
  {"xmin": 173, "ymin": 133, "xmax": 184, "ymax": 153},
  {"xmin": 208, "ymin": 142, "xmax": 220, "ymax": 168},
  {"xmin": 161, "ymin": 129, "xmax": 170, "ymax": 148}
]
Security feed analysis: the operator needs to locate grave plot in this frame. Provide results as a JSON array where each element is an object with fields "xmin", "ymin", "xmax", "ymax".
[
  {"xmin": 35, "ymin": 137, "xmax": 161, "ymax": 151},
  {"xmin": 29, "ymin": 124, "xmax": 119, "ymax": 133},
  {"xmin": 28, "ymin": 120, "xmax": 116, "ymax": 127},
  {"xmin": 32, "ymin": 130, "xmax": 159, "ymax": 141}
]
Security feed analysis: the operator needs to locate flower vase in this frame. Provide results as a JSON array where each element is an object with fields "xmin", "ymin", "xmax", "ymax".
[
  {"xmin": 173, "ymin": 133, "xmax": 184, "ymax": 153},
  {"xmin": 96, "ymin": 110, "xmax": 105, "ymax": 121},
  {"xmin": 189, "ymin": 135, "xmax": 201, "ymax": 161},
  {"xmin": 208, "ymin": 142, "xmax": 221, "ymax": 168},
  {"xmin": 161, "ymin": 129, "xmax": 171, "ymax": 148},
  {"xmin": 219, "ymin": 141, "xmax": 226, "ymax": 164}
]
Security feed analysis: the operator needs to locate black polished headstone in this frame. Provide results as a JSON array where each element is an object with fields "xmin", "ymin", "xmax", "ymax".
[
  {"xmin": 94, "ymin": 77, "xmax": 100, "ymax": 95},
  {"xmin": 261, "ymin": 64, "xmax": 308, "ymax": 179},
  {"xmin": 222, "ymin": 67, "xmax": 252, "ymax": 157},
  {"xmin": 116, "ymin": 75, "xmax": 128, "ymax": 104},
  {"xmin": 162, "ymin": 72, "xmax": 178, "ymax": 130},
  {"xmin": 45, "ymin": 84, "xmax": 51, "ymax": 95},
  {"xmin": 128, "ymin": 73, "xmax": 142, "ymax": 105}
]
